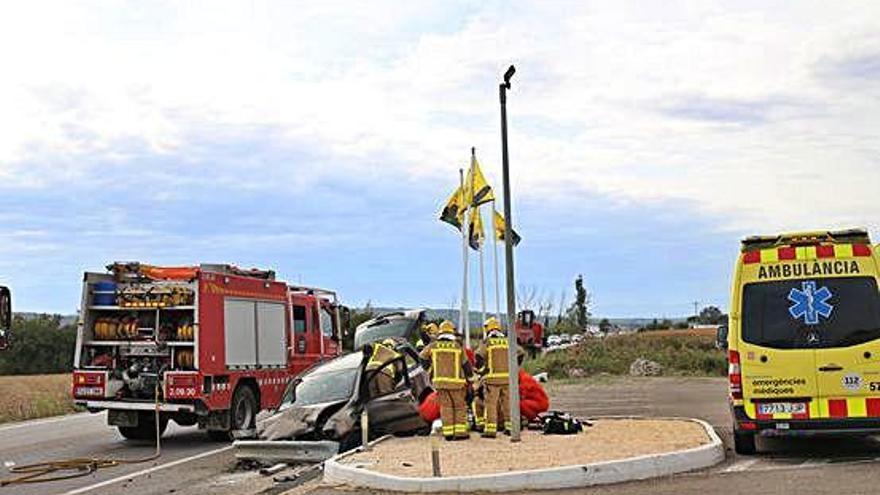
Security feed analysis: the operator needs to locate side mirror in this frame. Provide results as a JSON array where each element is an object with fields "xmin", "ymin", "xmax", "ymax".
[
  {"xmin": 716, "ymin": 324, "xmax": 729, "ymax": 351},
  {"xmin": 0, "ymin": 287, "xmax": 10, "ymax": 350}
]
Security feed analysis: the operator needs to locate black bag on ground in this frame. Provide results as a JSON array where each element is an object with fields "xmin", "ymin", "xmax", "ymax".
[{"xmin": 540, "ymin": 410, "xmax": 585, "ymax": 435}]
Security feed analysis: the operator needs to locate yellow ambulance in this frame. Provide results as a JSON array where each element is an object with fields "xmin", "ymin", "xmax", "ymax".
[{"xmin": 724, "ymin": 229, "xmax": 880, "ymax": 454}]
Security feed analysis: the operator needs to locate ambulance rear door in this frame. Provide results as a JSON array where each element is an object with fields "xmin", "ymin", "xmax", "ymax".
[
  {"xmin": 810, "ymin": 275, "xmax": 880, "ymax": 419},
  {"xmin": 739, "ymin": 279, "xmax": 819, "ymax": 420}
]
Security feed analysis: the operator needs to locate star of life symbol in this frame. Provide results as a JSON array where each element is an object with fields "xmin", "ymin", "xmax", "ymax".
[{"xmin": 788, "ymin": 281, "xmax": 833, "ymax": 325}]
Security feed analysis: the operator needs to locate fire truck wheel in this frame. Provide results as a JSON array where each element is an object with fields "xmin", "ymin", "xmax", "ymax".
[
  {"xmin": 733, "ymin": 429, "xmax": 757, "ymax": 455},
  {"xmin": 118, "ymin": 412, "xmax": 169, "ymax": 441},
  {"xmin": 231, "ymin": 385, "xmax": 258, "ymax": 432}
]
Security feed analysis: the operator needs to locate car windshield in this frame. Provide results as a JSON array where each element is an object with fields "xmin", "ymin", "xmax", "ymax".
[
  {"xmin": 742, "ymin": 276, "xmax": 880, "ymax": 349},
  {"xmin": 354, "ymin": 317, "xmax": 416, "ymax": 349},
  {"xmin": 280, "ymin": 354, "xmax": 362, "ymax": 408}
]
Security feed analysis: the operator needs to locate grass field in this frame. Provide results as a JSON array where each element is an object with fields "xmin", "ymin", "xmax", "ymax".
[
  {"xmin": 0, "ymin": 374, "xmax": 78, "ymax": 424},
  {"xmin": 526, "ymin": 329, "xmax": 727, "ymax": 379}
]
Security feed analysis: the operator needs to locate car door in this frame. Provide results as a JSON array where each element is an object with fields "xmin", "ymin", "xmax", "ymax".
[{"xmin": 362, "ymin": 358, "xmax": 425, "ymax": 435}]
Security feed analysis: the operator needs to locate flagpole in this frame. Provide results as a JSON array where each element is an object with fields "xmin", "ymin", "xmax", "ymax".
[
  {"xmin": 492, "ymin": 201, "xmax": 501, "ymax": 322},
  {"xmin": 459, "ymin": 167, "xmax": 470, "ymax": 349},
  {"xmin": 479, "ymin": 216, "xmax": 487, "ymax": 329}
]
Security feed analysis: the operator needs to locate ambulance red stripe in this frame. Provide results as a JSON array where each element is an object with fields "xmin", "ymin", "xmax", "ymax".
[
  {"xmin": 828, "ymin": 399, "xmax": 848, "ymax": 418},
  {"xmin": 815, "ymin": 245, "xmax": 834, "ymax": 258},
  {"xmin": 853, "ymin": 244, "xmax": 872, "ymax": 256}
]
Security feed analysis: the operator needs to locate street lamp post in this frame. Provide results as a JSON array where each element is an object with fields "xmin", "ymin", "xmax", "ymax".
[{"xmin": 499, "ymin": 64, "xmax": 521, "ymax": 442}]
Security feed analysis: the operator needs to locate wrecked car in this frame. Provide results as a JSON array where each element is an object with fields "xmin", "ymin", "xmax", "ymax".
[
  {"xmin": 353, "ymin": 309, "xmax": 427, "ymax": 350},
  {"xmin": 255, "ymin": 340, "xmax": 432, "ymax": 452}
]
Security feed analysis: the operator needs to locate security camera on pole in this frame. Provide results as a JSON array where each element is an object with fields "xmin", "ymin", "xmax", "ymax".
[{"xmin": 499, "ymin": 64, "xmax": 521, "ymax": 442}]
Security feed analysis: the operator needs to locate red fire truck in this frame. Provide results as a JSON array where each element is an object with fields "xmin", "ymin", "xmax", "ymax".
[
  {"xmin": 72, "ymin": 263, "xmax": 345, "ymax": 440},
  {"xmin": 514, "ymin": 309, "xmax": 544, "ymax": 358}
]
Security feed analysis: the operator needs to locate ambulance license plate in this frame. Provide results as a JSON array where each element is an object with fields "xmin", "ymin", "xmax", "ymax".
[{"xmin": 758, "ymin": 402, "xmax": 806, "ymax": 415}]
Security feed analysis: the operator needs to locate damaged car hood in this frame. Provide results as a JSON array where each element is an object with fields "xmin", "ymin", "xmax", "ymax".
[{"xmin": 256, "ymin": 399, "xmax": 349, "ymax": 441}]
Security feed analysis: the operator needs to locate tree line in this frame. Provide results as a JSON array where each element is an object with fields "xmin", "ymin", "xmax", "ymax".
[{"xmin": 0, "ymin": 315, "xmax": 76, "ymax": 375}]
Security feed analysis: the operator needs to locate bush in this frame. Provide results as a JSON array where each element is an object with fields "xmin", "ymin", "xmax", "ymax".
[
  {"xmin": 0, "ymin": 315, "xmax": 76, "ymax": 375},
  {"xmin": 525, "ymin": 331, "xmax": 726, "ymax": 378}
]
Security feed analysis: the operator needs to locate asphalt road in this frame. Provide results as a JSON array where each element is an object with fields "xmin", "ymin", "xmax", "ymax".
[
  {"xmin": 310, "ymin": 376, "xmax": 880, "ymax": 495},
  {"xmin": 0, "ymin": 412, "xmax": 240, "ymax": 495},
  {"xmin": 7, "ymin": 378, "xmax": 880, "ymax": 495}
]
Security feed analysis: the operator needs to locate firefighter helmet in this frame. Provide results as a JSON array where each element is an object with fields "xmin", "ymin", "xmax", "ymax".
[
  {"xmin": 438, "ymin": 320, "xmax": 456, "ymax": 335},
  {"xmin": 483, "ymin": 317, "xmax": 502, "ymax": 334},
  {"xmin": 423, "ymin": 322, "xmax": 439, "ymax": 337}
]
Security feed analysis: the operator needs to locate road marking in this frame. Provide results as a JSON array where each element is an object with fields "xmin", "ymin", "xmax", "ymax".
[
  {"xmin": 723, "ymin": 456, "xmax": 880, "ymax": 475},
  {"xmin": 722, "ymin": 458, "xmax": 759, "ymax": 473},
  {"xmin": 0, "ymin": 413, "xmax": 93, "ymax": 432},
  {"xmin": 62, "ymin": 445, "xmax": 233, "ymax": 495}
]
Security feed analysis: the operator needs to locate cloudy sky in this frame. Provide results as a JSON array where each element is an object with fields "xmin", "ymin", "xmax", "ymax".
[{"xmin": 1, "ymin": 1, "xmax": 878, "ymax": 317}]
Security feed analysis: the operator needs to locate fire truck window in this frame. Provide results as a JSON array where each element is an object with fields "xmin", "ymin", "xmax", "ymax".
[
  {"xmin": 293, "ymin": 305, "xmax": 307, "ymax": 333},
  {"xmin": 320, "ymin": 307, "xmax": 334, "ymax": 337}
]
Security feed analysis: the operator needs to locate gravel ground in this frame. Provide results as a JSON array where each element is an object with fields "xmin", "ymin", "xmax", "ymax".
[{"xmin": 341, "ymin": 418, "xmax": 710, "ymax": 477}]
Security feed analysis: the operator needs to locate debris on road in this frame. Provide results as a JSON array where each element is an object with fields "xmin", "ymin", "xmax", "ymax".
[{"xmin": 233, "ymin": 440, "xmax": 340, "ymax": 463}]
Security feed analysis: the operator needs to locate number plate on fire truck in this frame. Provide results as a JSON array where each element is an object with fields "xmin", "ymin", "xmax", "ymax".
[{"xmin": 758, "ymin": 402, "xmax": 806, "ymax": 415}]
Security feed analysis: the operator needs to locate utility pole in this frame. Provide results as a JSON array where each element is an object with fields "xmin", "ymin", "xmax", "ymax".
[
  {"xmin": 499, "ymin": 64, "xmax": 521, "ymax": 442},
  {"xmin": 693, "ymin": 301, "xmax": 700, "ymax": 323}
]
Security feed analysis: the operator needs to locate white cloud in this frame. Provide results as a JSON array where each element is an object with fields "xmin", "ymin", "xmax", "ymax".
[{"xmin": 1, "ymin": 1, "xmax": 879, "ymax": 234}]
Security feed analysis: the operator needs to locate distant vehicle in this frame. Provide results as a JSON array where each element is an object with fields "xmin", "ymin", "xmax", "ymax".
[
  {"xmin": 514, "ymin": 310, "xmax": 544, "ymax": 356},
  {"xmin": 72, "ymin": 263, "xmax": 345, "ymax": 441},
  {"xmin": 255, "ymin": 340, "xmax": 431, "ymax": 451},
  {"xmin": 546, "ymin": 335, "xmax": 562, "ymax": 346},
  {"xmin": 724, "ymin": 229, "xmax": 880, "ymax": 455},
  {"xmin": 559, "ymin": 333, "xmax": 571, "ymax": 344},
  {"xmin": 571, "ymin": 334, "xmax": 584, "ymax": 344},
  {"xmin": 0, "ymin": 286, "xmax": 10, "ymax": 351}
]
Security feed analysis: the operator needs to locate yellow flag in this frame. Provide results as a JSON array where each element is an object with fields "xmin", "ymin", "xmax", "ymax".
[
  {"xmin": 493, "ymin": 209, "xmax": 521, "ymax": 246},
  {"xmin": 464, "ymin": 157, "xmax": 495, "ymax": 207},
  {"xmin": 439, "ymin": 186, "xmax": 465, "ymax": 230},
  {"xmin": 439, "ymin": 153, "xmax": 495, "ymax": 231},
  {"xmin": 468, "ymin": 207, "xmax": 485, "ymax": 250}
]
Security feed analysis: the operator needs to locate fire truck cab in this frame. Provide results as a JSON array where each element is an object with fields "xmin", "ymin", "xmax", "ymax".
[
  {"xmin": 72, "ymin": 263, "xmax": 344, "ymax": 440},
  {"xmin": 515, "ymin": 309, "xmax": 543, "ymax": 357}
]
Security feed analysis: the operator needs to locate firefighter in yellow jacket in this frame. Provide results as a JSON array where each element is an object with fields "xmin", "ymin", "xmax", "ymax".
[
  {"xmin": 419, "ymin": 320, "xmax": 473, "ymax": 440},
  {"xmin": 365, "ymin": 338, "xmax": 401, "ymax": 397},
  {"xmin": 471, "ymin": 318, "xmax": 494, "ymax": 432},
  {"xmin": 416, "ymin": 322, "xmax": 439, "ymax": 352},
  {"xmin": 474, "ymin": 317, "xmax": 522, "ymax": 437}
]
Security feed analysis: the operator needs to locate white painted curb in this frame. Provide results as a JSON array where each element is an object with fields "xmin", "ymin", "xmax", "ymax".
[{"xmin": 323, "ymin": 417, "xmax": 725, "ymax": 492}]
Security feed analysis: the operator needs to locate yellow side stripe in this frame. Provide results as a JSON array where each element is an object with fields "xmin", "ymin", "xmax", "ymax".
[
  {"xmin": 836, "ymin": 244, "xmax": 854, "ymax": 258},
  {"xmin": 847, "ymin": 397, "xmax": 867, "ymax": 418},
  {"xmin": 760, "ymin": 248, "xmax": 778, "ymax": 263}
]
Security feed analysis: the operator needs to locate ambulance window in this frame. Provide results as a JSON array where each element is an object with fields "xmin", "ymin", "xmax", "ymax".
[
  {"xmin": 292, "ymin": 305, "xmax": 307, "ymax": 333},
  {"xmin": 742, "ymin": 277, "xmax": 880, "ymax": 349}
]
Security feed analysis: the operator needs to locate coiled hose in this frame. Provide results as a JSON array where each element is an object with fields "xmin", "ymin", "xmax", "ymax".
[{"xmin": 0, "ymin": 383, "xmax": 163, "ymax": 487}]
